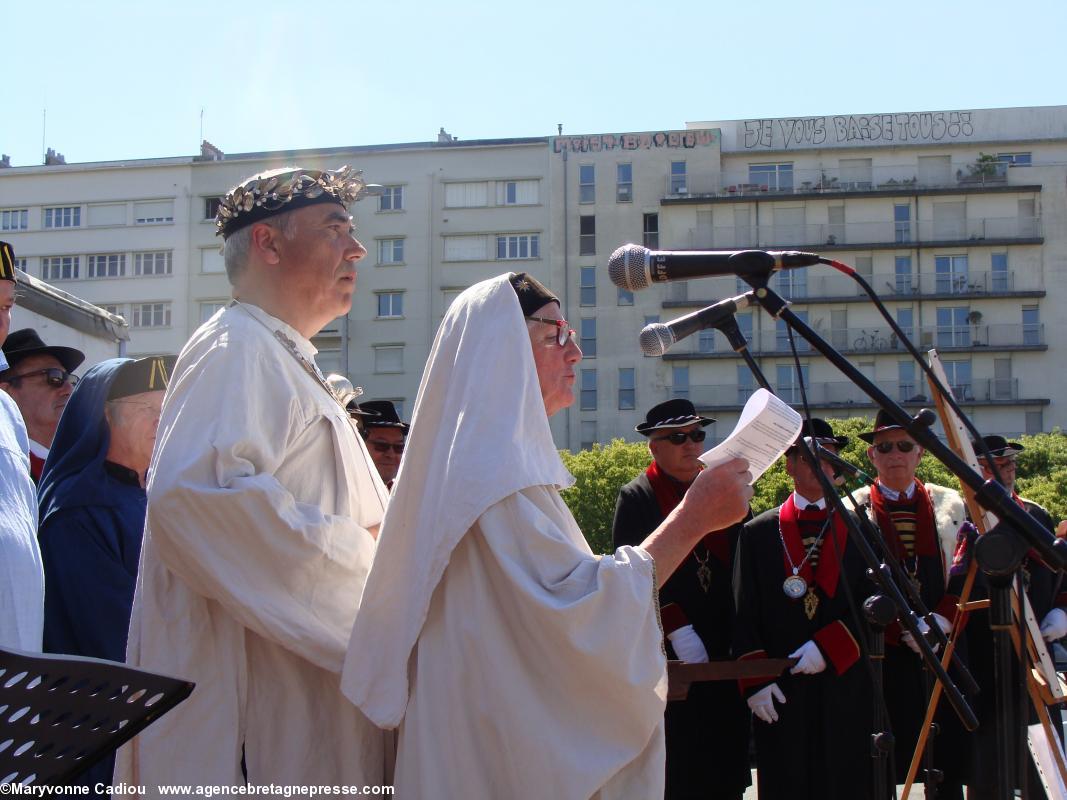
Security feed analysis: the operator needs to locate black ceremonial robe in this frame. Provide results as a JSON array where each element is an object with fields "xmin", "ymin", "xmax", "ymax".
[
  {"xmin": 612, "ymin": 464, "xmax": 751, "ymax": 800},
  {"xmin": 733, "ymin": 501, "xmax": 875, "ymax": 800}
]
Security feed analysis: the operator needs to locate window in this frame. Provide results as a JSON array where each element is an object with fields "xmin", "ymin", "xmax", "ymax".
[
  {"xmin": 776, "ymin": 364, "xmax": 809, "ymax": 404},
  {"xmin": 936, "ymin": 307, "xmax": 971, "ymax": 347},
  {"xmin": 445, "ymin": 182, "xmax": 488, "ymax": 208},
  {"xmin": 616, "ymin": 164, "xmax": 633, "ymax": 203},
  {"xmin": 0, "ymin": 209, "xmax": 28, "ymax": 231},
  {"xmin": 496, "ymin": 234, "xmax": 539, "ymax": 260},
  {"xmin": 133, "ymin": 200, "xmax": 174, "ymax": 224},
  {"xmin": 991, "ymin": 253, "xmax": 1009, "ymax": 291},
  {"xmin": 749, "ymin": 163, "xmax": 794, "ymax": 192},
  {"xmin": 580, "ymin": 318, "xmax": 596, "ymax": 357},
  {"xmin": 579, "ymin": 216, "xmax": 595, "ymax": 256},
  {"xmin": 697, "ymin": 329, "xmax": 715, "ymax": 354},
  {"xmin": 644, "ymin": 315, "xmax": 660, "ymax": 327},
  {"xmin": 1026, "ymin": 410, "xmax": 1043, "ymax": 435},
  {"xmin": 894, "ymin": 204, "xmax": 912, "ymax": 243},
  {"xmin": 617, "ymin": 287, "xmax": 633, "ymax": 306},
  {"xmin": 643, "ymin": 213, "xmax": 659, "ymax": 249},
  {"xmin": 737, "ymin": 366, "xmax": 755, "ymax": 404},
  {"xmin": 135, "ymin": 251, "xmax": 173, "ymax": 276},
  {"xmin": 775, "ymin": 269, "xmax": 807, "ymax": 300},
  {"xmin": 895, "ymin": 256, "xmax": 914, "ymax": 293},
  {"xmin": 579, "ymin": 165, "xmax": 595, "ymax": 204},
  {"xmin": 996, "ymin": 152, "xmax": 1031, "ymax": 170},
  {"xmin": 131, "ymin": 302, "xmax": 172, "ymax": 328},
  {"xmin": 41, "ymin": 256, "xmax": 79, "ymax": 281},
  {"xmin": 896, "ymin": 308, "xmax": 915, "ymax": 344},
  {"xmin": 442, "ymin": 287, "xmax": 467, "ymax": 311},
  {"xmin": 87, "ymin": 253, "xmax": 126, "ymax": 278},
  {"xmin": 942, "ymin": 359, "xmax": 972, "ymax": 400},
  {"xmin": 580, "ymin": 267, "xmax": 596, "ymax": 306},
  {"xmin": 377, "ymin": 292, "xmax": 404, "ymax": 319},
  {"xmin": 44, "ymin": 206, "xmax": 80, "ymax": 229},
  {"xmin": 86, "ymin": 203, "xmax": 126, "ymax": 227},
  {"xmin": 1022, "ymin": 305, "xmax": 1040, "ymax": 345},
  {"xmin": 736, "ymin": 312, "xmax": 754, "ymax": 345},
  {"xmin": 374, "ymin": 345, "xmax": 404, "ymax": 373},
  {"xmin": 204, "ymin": 198, "xmax": 222, "ymax": 220},
  {"xmin": 618, "ymin": 368, "xmax": 635, "ymax": 410},
  {"xmin": 580, "ymin": 420, "xmax": 597, "ymax": 451},
  {"xmin": 776, "ymin": 312, "xmax": 810, "ymax": 351},
  {"xmin": 670, "ymin": 161, "xmax": 687, "ymax": 193},
  {"xmin": 499, "ymin": 179, "xmax": 538, "ymax": 206},
  {"xmin": 580, "ymin": 369, "xmax": 597, "ymax": 410},
  {"xmin": 200, "ymin": 300, "xmax": 228, "ymax": 323},
  {"xmin": 671, "ymin": 366, "xmax": 689, "ymax": 400},
  {"xmin": 839, "ymin": 157, "xmax": 873, "ymax": 189},
  {"xmin": 11, "ymin": 258, "xmax": 26, "ymax": 273},
  {"xmin": 935, "ymin": 255, "xmax": 969, "ymax": 294},
  {"xmin": 378, "ymin": 238, "xmax": 405, "ymax": 265},
  {"xmin": 100, "ymin": 303, "xmax": 126, "ymax": 319},
  {"xmin": 201, "ymin": 248, "xmax": 225, "ymax": 274},
  {"xmin": 444, "ymin": 235, "xmax": 488, "ymax": 261},
  {"xmin": 899, "ymin": 360, "xmax": 917, "ymax": 402},
  {"xmin": 378, "ymin": 186, "xmax": 403, "ymax": 212}
]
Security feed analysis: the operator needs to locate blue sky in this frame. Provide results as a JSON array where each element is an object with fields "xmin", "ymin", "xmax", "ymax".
[{"xmin": 3, "ymin": 0, "xmax": 1064, "ymax": 167}]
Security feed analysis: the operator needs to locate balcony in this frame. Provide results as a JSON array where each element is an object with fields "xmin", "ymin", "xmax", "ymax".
[
  {"xmin": 663, "ymin": 162, "xmax": 1040, "ymax": 201},
  {"xmin": 666, "ymin": 378, "xmax": 1047, "ymax": 411},
  {"xmin": 660, "ymin": 323, "xmax": 1045, "ymax": 359},
  {"xmin": 684, "ymin": 216, "xmax": 1042, "ymax": 251}
]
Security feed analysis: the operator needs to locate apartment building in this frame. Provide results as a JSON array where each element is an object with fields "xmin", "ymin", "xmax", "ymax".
[{"xmin": 1, "ymin": 105, "xmax": 1063, "ymax": 449}]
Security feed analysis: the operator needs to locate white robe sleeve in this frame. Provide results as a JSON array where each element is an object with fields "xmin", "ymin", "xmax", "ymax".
[{"xmin": 148, "ymin": 342, "xmax": 378, "ymax": 674}]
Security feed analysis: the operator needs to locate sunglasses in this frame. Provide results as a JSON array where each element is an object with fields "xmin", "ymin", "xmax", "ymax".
[
  {"xmin": 874, "ymin": 440, "xmax": 917, "ymax": 454},
  {"xmin": 5, "ymin": 367, "xmax": 79, "ymax": 388},
  {"xmin": 367, "ymin": 440, "xmax": 405, "ymax": 455},
  {"xmin": 652, "ymin": 429, "xmax": 707, "ymax": 445},
  {"xmin": 982, "ymin": 456, "xmax": 1017, "ymax": 469},
  {"xmin": 525, "ymin": 315, "xmax": 577, "ymax": 348}
]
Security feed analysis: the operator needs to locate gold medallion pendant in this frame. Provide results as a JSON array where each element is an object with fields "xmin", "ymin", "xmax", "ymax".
[
  {"xmin": 696, "ymin": 560, "xmax": 713, "ymax": 593},
  {"xmin": 804, "ymin": 587, "xmax": 820, "ymax": 620}
]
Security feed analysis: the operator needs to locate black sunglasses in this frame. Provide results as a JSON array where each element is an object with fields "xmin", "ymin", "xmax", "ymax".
[
  {"xmin": 874, "ymin": 440, "xmax": 916, "ymax": 454},
  {"xmin": 652, "ymin": 429, "xmax": 707, "ymax": 445},
  {"xmin": 367, "ymin": 440, "xmax": 405, "ymax": 455},
  {"xmin": 4, "ymin": 367, "xmax": 79, "ymax": 388}
]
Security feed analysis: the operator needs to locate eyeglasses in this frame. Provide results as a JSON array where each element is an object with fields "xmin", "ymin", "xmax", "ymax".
[
  {"xmin": 525, "ymin": 315, "xmax": 577, "ymax": 348},
  {"xmin": 3, "ymin": 367, "xmax": 79, "ymax": 388},
  {"xmin": 874, "ymin": 440, "xmax": 917, "ymax": 454},
  {"xmin": 982, "ymin": 456, "xmax": 1017, "ymax": 469},
  {"xmin": 652, "ymin": 429, "xmax": 707, "ymax": 446},
  {"xmin": 367, "ymin": 440, "xmax": 405, "ymax": 455}
]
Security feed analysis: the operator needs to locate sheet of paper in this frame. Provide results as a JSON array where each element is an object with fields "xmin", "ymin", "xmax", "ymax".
[{"xmin": 699, "ymin": 388, "xmax": 803, "ymax": 483}]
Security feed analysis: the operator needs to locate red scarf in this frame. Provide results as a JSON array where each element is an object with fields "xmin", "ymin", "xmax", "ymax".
[
  {"xmin": 645, "ymin": 460, "xmax": 731, "ymax": 563},
  {"xmin": 869, "ymin": 479, "xmax": 937, "ymax": 558},
  {"xmin": 778, "ymin": 494, "xmax": 849, "ymax": 597}
]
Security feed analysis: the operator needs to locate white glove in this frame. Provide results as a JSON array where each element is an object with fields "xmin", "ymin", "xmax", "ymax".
[
  {"xmin": 900, "ymin": 618, "xmax": 933, "ymax": 655},
  {"xmin": 788, "ymin": 640, "xmax": 827, "ymax": 675},
  {"xmin": 931, "ymin": 612, "xmax": 953, "ymax": 635},
  {"xmin": 747, "ymin": 682, "xmax": 786, "ymax": 724},
  {"xmin": 667, "ymin": 624, "xmax": 709, "ymax": 663},
  {"xmin": 1040, "ymin": 608, "xmax": 1067, "ymax": 643}
]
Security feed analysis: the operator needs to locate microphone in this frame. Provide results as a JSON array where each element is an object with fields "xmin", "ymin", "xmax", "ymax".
[
  {"xmin": 640, "ymin": 293, "xmax": 756, "ymax": 356},
  {"xmin": 813, "ymin": 445, "xmax": 874, "ymax": 484},
  {"xmin": 609, "ymin": 243, "xmax": 821, "ymax": 291}
]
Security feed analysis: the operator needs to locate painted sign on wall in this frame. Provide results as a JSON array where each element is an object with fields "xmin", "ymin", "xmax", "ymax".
[
  {"xmin": 553, "ymin": 129, "xmax": 718, "ymax": 154},
  {"xmin": 742, "ymin": 112, "xmax": 976, "ymax": 150}
]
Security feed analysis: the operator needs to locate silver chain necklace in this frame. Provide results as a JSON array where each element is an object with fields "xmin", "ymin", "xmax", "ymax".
[{"xmin": 779, "ymin": 511, "xmax": 833, "ymax": 600}]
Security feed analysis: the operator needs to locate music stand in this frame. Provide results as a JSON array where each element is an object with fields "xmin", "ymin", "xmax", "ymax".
[{"xmin": 0, "ymin": 647, "xmax": 194, "ymax": 786}]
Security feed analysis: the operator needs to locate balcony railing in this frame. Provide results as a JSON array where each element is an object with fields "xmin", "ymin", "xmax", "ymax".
[
  {"xmin": 685, "ymin": 216, "xmax": 1042, "ymax": 250},
  {"xmin": 667, "ymin": 378, "xmax": 1027, "ymax": 408}
]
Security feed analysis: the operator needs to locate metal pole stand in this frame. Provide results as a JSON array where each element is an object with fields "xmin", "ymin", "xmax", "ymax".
[{"xmin": 865, "ymin": 594, "xmax": 897, "ymax": 800}]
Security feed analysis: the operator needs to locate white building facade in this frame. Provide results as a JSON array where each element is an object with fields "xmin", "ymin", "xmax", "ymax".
[{"xmin": 1, "ymin": 105, "xmax": 1063, "ymax": 449}]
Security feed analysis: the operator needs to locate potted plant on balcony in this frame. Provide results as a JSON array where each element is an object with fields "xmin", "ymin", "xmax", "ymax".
[{"xmin": 967, "ymin": 310, "xmax": 984, "ymax": 345}]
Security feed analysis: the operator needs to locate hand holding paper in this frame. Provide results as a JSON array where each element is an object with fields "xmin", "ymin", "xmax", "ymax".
[{"xmin": 700, "ymin": 389, "xmax": 803, "ymax": 483}]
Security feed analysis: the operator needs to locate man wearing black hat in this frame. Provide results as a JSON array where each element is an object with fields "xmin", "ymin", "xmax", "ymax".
[
  {"xmin": 0, "ymin": 328, "xmax": 84, "ymax": 482},
  {"xmin": 117, "ymin": 167, "xmax": 391, "ymax": 792},
  {"xmin": 36, "ymin": 354, "xmax": 174, "ymax": 789},
  {"xmin": 612, "ymin": 399, "xmax": 751, "ymax": 800},
  {"xmin": 853, "ymin": 409, "xmax": 966, "ymax": 794},
  {"xmin": 0, "ymin": 240, "xmax": 45, "ymax": 651},
  {"xmin": 360, "ymin": 400, "xmax": 409, "ymax": 490},
  {"xmin": 733, "ymin": 418, "xmax": 875, "ymax": 799}
]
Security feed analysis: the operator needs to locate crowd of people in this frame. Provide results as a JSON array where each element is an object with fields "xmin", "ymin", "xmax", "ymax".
[{"xmin": 0, "ymin": 163, "xmax": 1064, "ymax": 799}]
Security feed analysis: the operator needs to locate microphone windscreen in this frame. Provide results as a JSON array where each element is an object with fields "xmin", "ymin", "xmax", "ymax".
[
  {"xmin": 639, "ymin": 323, "xmax": 673, "ymax": 357},
  {"xmin": 608, "ymin": 244, "xmax": 650, "ymax": 291}
]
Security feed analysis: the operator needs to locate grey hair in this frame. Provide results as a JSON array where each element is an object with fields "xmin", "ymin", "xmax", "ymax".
[{"xmin": 221, "ymin": 208, "xmax": 300, "ymax": 284}]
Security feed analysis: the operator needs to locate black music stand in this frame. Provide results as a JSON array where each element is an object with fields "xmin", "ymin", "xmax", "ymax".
[{"xmin": 0, "ymin": 647, "xmax": 194, "ymax": 786}]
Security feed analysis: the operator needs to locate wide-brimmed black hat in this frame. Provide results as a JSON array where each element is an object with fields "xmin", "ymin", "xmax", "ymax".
[
  {"xmin": 635, "ymin": 399, "xmax": 714, "ymax": 436},
  {"xmin": 973, "ymin": 434, "xmax": 1024, "ymax": 458},
  {"xmin": 789, "ymin": 417, "xmax": 849, "ymax": 450},
  {"xmin": 1, "ymin": 328, "xmax": 85, "ymax": 375},
  {"xmin": 361, "ymin": 400, "xmax": 410, "ymax": 434},
  {"xmin": 859, "ymin": 409, "xmax": 907, "ymax": 443}
]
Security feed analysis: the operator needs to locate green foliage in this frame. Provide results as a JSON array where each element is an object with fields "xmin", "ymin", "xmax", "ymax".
[
  {"xmin": 560, "ymin": 439, "xmax": 650, "ymax": 554},
  {"xmin": 558, "ymin": 423, "xmax": 1067, "ymax": 554},
  {"xmin": 970, "ymin": 152, "xmax": 1000, "ymax": 178}
]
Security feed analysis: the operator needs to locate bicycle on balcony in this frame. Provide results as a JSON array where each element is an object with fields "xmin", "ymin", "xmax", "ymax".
[{"xmin": 853, "ymin": 329, "xmax": 889, "ymax": 351}]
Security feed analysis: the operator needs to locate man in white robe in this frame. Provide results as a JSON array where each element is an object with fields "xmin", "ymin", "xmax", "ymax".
[
  {"xmin": 342, "ymin": 272, "xmax": 754, "ymax": 799},
  {"xmin": 117, "ymin": 167, "xmax": 391, "ymax": 792}
]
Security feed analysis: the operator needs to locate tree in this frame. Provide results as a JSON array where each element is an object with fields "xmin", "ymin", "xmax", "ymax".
[{"xmin": 560, "ymin": 439, "xmax": 651, "ymax": 554}]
